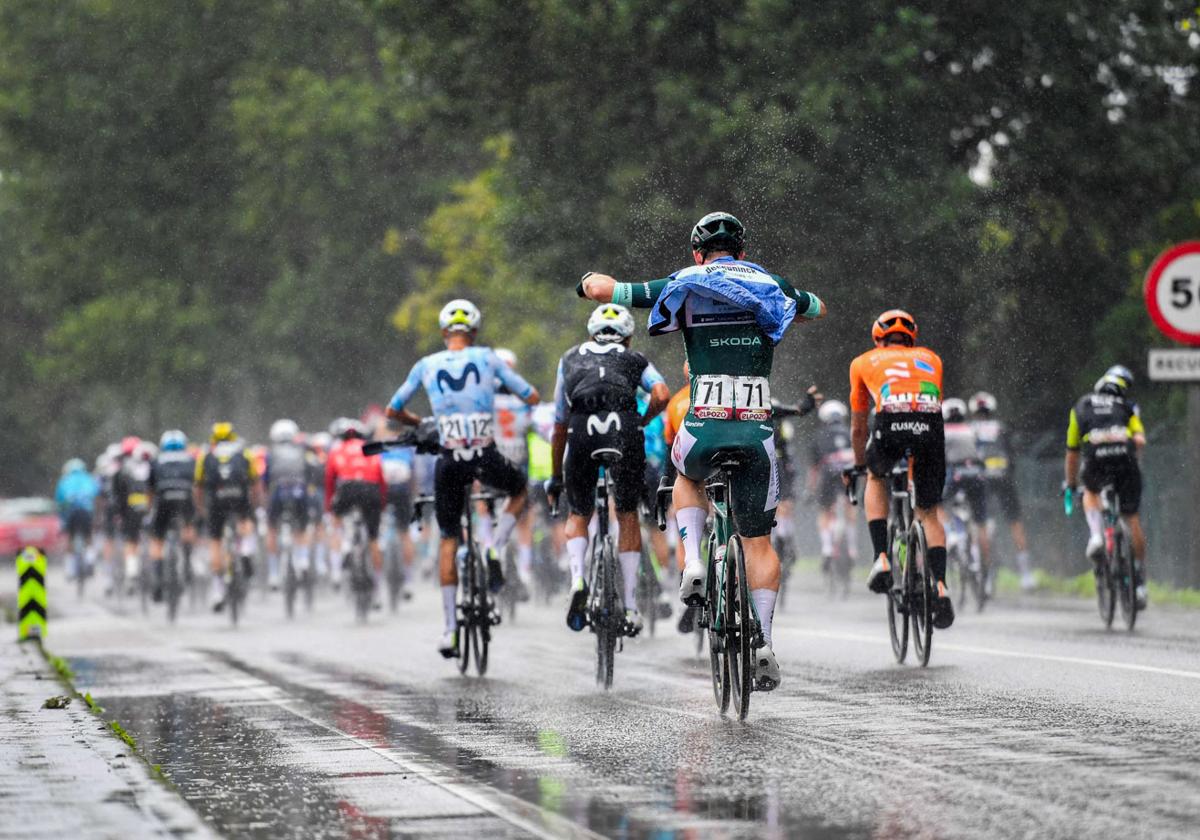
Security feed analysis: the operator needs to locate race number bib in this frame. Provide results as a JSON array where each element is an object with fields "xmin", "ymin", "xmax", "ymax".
[
  {"xmin": 438, "ymin": 412, "xmax": 494, "ymax": 449},
  {"xmin": 693, "ymin": 375, "xmax": 771, "ymax": 422}
]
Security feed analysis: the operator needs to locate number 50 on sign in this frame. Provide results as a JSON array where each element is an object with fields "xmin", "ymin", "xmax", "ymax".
[{"xmin": 1145, "ymin": 242, "xmax": 1200, "ymax": 346}]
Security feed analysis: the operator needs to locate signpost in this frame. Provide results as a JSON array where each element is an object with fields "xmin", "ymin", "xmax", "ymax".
[{"xmin": 1144, "ymin": 242, "xmax": 1200, "ymax": 585}]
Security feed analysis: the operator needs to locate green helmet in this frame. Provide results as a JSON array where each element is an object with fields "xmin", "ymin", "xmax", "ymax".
[{"xmin": 690, "ymin": 211, "xmax": 745, "ymax": 255}]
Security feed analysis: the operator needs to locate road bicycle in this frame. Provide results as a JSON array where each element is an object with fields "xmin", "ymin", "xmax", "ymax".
[
  {"xmin": 279, "ymin": 509, "xmax": 314, "ymax": 619},
  {"xmin": 847, "ymin": 455, "xmax": 935, "ymax": 667},
  {"xmin": 161, "ymin": 512, "xmax": 187, "ymax": 623},
  {"xmin": 222, "ymin": 520, "xmax": 247, "ymax": 627},
  {"xmin": 1066, "ymin": 485, "xmax": 1138, "ymax": 631},
  {"xmin": 340, "ymin": 508, "xmax": 374, "ymax": 624},
  {"xmin": 945, "ymin": 469, "xmax": 986, "ymax": 613}
]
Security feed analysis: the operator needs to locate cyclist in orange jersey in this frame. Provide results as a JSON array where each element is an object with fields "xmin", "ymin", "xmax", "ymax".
[{"xmin": 845, "ymin": 309, "xmax": 954, "ymax": 629}]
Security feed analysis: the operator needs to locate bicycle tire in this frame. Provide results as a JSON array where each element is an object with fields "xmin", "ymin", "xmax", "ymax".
[
  {"xmin": 226, "ymin": 528, "xmax": 241, "ymax": 628},
  {"xmin": 1097, "ymin": 535, "xmax": 1116, "ymax": 629},
  {"xmin": 139, "ymin": 551, "xmax": 150, "ymax": 616},
  {"xmin": 165, "ymin": 543, "xmax": 181, "ymax": 624},
  {"xmin": 473, "ymin": 550, "xmax": 490, "ymax": 676},
  {"xmin": 727, "ymin": 535, "xmax": 753, "ymax": 722},
  {"xmin": 595, "ymin": 536, "xmax": 617, "ymax": 690},
  {"xmin": 887, "ymin": 525, "xmax": 909, "ymax": 664},
  {"xmin": 354, "ymin": 551, "xmax": 372, "ymax": 624},
  {"xmin": 911, "ymin": 526, "xmax": 933, "ymax": 667},
  {"xmin": 283, "ymin": 546, "xmax": 297, "ymax": 619},
  {"xmin": 1116, "ymin": 530, "xmax": 1138, "ymax": 632},
  {"xmin": 457, "ymin": 548, "xmax": 473, "ymax": 675},
  {"xmin": 705, "ymin": 534, "xmax": 729, "ymax": 713},
  {"xmin": 386, "ymin": 543, "xmax": 403, "ymax": 613}
]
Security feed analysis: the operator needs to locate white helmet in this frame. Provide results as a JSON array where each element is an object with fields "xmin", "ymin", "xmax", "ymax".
[
  {"xmin": 968, "ymin": 391, "xmax": 997, "ymax": 416},
  {"xmin": 817, "ymin": 400, "xmax": 848, "ymax": 425},
  {"xmin": 587, "ymin": 303, "xmax": 635, "ymax": 342},
  {"xmin": 438, "ymin": 298, "xmax": 481, "ymax": 333},
  {"xmin": 269, "ymin": 418, "xmax": 300, "ymax": 443},
  {"xmin": 942, "ymin": 398, "xmax": 968, "ymax": 422},
  {"xmin": 495, "ymin": 348, "xmax": 516, "ymax": 368}
]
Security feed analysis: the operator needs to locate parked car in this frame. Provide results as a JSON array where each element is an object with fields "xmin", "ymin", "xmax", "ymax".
[{"xmin": 0, "ymin": 497, "xmax": 64, "ymax": 558}]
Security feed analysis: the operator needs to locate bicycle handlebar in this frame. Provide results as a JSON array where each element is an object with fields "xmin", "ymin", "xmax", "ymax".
[
  {"xmin": 654, "ymin": 476, "xmax": 672, "ymax": 531},
  {"xmin": 842, "ymin": 466, "xmax": 866, "ymax": 506}
]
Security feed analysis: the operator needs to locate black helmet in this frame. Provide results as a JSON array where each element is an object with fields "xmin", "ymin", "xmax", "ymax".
[
  {"xmin": 690, "ymin": 211, "xmax": 745, "ymax": 255},
  {"xmin": 1094, "ymin": 375, "xmax": 1128, "ymax": 398}
]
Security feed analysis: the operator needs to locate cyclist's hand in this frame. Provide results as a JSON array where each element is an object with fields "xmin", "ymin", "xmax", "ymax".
[
  {"xmin": 544, "ymin": 477, "xmax": 564, "ymax": 514},
  {"xmin": 578, "ymin": 272, "xmax": 616, "ymax": 302},
  {"xmin": 1060, "ymin": 481, "xmax": 1077, "ymax": 497},
  {"xmin": 841, "ymin": 465, "xmax": 866, "ymax": 488},
  {"xmin": 414, "ymin": 417, "xmax": 440, "ymax": 452},
  {"xmin": 798, "ymin": 386, "xmax": 822, "ymax": 416}
]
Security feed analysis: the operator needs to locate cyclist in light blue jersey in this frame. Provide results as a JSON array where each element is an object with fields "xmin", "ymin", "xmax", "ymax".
[
  {"xmin": 386, "ymin": 299, "xmax": 541, "ymax": 658},
  {"xmin": 56, "ymin": 458, "xmax": 99, "ymax": 581}
]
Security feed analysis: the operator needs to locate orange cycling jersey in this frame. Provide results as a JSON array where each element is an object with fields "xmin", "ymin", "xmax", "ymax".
[
  {"xmin": 662, "ymin": 386, "xmax": 690, "ymax": 446},
  {"xmin": 849, "ymin": 345, "xmax": 944, "ymax": 414}
]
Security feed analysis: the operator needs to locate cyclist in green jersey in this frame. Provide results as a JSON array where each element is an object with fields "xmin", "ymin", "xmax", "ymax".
[{"xmin": 580, "ymin": 212, "xmax": 825, "ymax": 689}]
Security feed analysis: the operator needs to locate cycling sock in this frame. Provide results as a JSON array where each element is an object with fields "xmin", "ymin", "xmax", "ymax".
[
  {"xmin": 846, "ymin": 519, "xmax": 859, "ymax": 557},
  {"xmin": 517, "ymin": 545, "xmax": 533, "ymax": 580},
  {"xmin": 619, "ymin": 551, "xmax": 640, "ymax": 608},
  {"xmin": 868, "ymin": 519, "xmax": 888, "ymax": 557},
  {"xmin": 928, "ymin": 546, "xmax": 948, "ymax": 583},
  {"xmin": 819, "ymin": 526, "xmax": 833, "ymax": 557},
  {"xmin": 294, "ymin": 544, "xmax": 310, "ymax": 571},
  {"xmin": 210, "ymin": 575, "xmax": 225, "ymax": 601},
  {"xmin": 751, "ymin": 588, "xmax": 777, "ymax": 646},
  {"xmin": 1085, "ymin": 509, "xmax": 1103, "ymax": 542},
  {"xmin": 1016, "ymin": 550, "xmax": 1031, "ymax": 575},
  {"xmin": 239, "ymin": 534, "xmax": 256, "ymax": 558},
  {"xmin": 441, "ymin": 584, "xmax": 457, "ymax": 632},
  {"xmin": 476, "ymin": 514, "xmax": 494, "ymax": 546},
  {"xmin": 676, "ymin": 507, "xmax": 706, "ymax": 567},
  {"xmin": 267, "ymin": 553, "xmax": 279, "ymax": 578},
  {"xmin": 567, "ymin": 537, "xmax": 588, "ymax": 585},
  {"xmin": 492, "ymin": 512, "xmax": 517, "ymax": 552}
]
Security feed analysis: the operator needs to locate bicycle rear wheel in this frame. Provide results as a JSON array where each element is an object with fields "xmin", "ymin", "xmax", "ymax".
[
  {"xmin": 283, "ymin": 547, "xmax": 297, "ymax": 619},
  {"xmin": 1115, "ymin": 530, "xmax": 1138, "ymax": 632},
  {"xmin": 910, "ymin": 527, "xmax": 933, "ymax": 667},
  {"xmin": 726, "ymin": 535, "xmax": 753, "ymax": 722},
  {"xmin": 705, "ymin": 533, "xmax": 729, "ymax": 713},
  {"xmin": 1096, "ymin": 541, "xmax": 1116, "ymax": 629},
  {"xmin": 457, "ymin": 551, "xmax": 472, "ymax": 675},
  {"xmin": 473, "ymin": 550, "xmax": 490, "ymax": 676},
  {"xmin": 165, "ymin": 545, "xmax": 181, "ymax": 624},
  {"xmin": 887, "ymin": 526, "xmax": 909, "ymax": 664}
]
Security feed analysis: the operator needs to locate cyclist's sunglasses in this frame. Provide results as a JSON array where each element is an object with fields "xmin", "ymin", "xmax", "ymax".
[{"xmin": 879, "ymin": 315, "xmax": 916, "ymax": 332}]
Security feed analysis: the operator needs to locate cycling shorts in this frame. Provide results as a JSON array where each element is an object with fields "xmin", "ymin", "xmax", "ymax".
[
  {"xmin": 117, "ymin": 507, "xmax": 145, "ymax": 542},
  {"xmin": 865, "ymin": 413, "xmax": 946, "ymax": 512},
  {"xmin": 387, "ymin": 483, "xmax": 413, "ymax": 526},
  {"xmin": 268, "ymin": 483, "xmax": 311, "ymax": 530},
  {"xmin": 1081, "ymin": 456, "xmax": 1141, "ymax": 515},
  {"xmin": 815, "ymin": 469, "xmax": 845, "ymax": 509},
  {"xmin": 150, "ymin": 499, "xmax": 194, "ymax": 540},
  {"xmin": 331, "ymin": 481, "xmax": 384, "ymax": 540},
  {"xmin": 943, "ymin": 466, "xmax": 987, "ymax": 524},
  {"xmin": 777, "ymin": 458, "xmax": 797, "ymax": 502},
  {"xmin": 641, "ymin": 461, "xmax": 664, "ymax": 514},
  {"xmin": 207, "ymin": 497, "xmax": 252, "ymax": 540},
  {"xmin": 434, "ymin": 445, "xmax": 526, "ymax": 540},
  {"xmin": 65, "ymin": 509, "xmax": 93, "ymax": 541},
  {"xmin": 984, "ymin": 473, "xmax": 1021, "ymax": 522},
  {"xmin": 564, "ymin": 411, "xmax": 645, "ymax": 517},
  {"xmin": 670, "ymin": 416, "xmax": 778, "ymax": 538}
]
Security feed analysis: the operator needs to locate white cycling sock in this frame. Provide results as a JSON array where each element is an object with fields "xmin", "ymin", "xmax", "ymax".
[
  {"xmin": 492, "ymin": 512, "xmax": 517, "ymax": 552},
  {"xmin": 846, "ymin": 517, "xmax": 859, "ymax": 556},
  {"xmin": 476, "ymin": 513, "xmax": 494, "ymax": 546},
  {"xmin": 294, "ymin": 545, "xmax": 310, "ymax": 572},
  {"xmin": 441, "ymin": 584, "xmax": 457, "ymax": 632},
  {"xmin": 676, "ymin": 507, "xmax": 706, "ymax": 568},
  {"xmin": 1016, "ymin": 550, "xmax": 1031, "ymax": 575},
  {"xmin": 752, "ymin": 588, "xmax": 778, "ymax": 646},
  {"xmin": 1085, "ymin": 508, "xmax": 1103, "ymax": 542},
  {"xmin": 267, "ymin": 553, "xmax": 279, "ymax": 578},
  {"xmin": 517, "ymin": 545, "xmax": 533, "ymax": 580},
  {"xmin": 619, "ymin": 551, "xmax": 640, "ymax": 609},
  {"xmin": 239, "ymin": 534, "xmax": 256, "ymax": 558},
  {"xmin": 819, "ymin": 526, "xmax": 833, "ymax": 557},
  {"xmin": 567, "ymin": 537, "xmax": 588, "ymax": 585},
  {"xmin": 210, "ymin": 575, "xmax": 225, "ymax": 602}
]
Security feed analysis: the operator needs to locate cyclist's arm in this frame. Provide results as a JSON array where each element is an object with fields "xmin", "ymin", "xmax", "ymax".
[
  {"xmin": 773, "ymin": 275, "xmax": 826, "ymax": 321},
  {"xmin": 193, "ymin": 457, "xmax": 206, "ymax": 516},
  {"xmin": 581, "ymin": 273, "xmax": 670, "ymax": 308},
  {"xmin": 1129, "ymin": 408, "xmax": 1146, "ymax": 451},
  {"xmin": 386, "ymin": 360, "xmax": 426, "ymax": 426},
  {"xmin": 640, "ymin": 361, "xmax": 669, "ymax": 425},
  {"xmin": 1064, "ymin": 408, "xmax": 1082, "ymax": 488},
  {"xmin": 848, "ymin": 359, "xmax": 871, "ymax": 467},
  {"xmin": 491, "ymin": 350, "xmax": 540, "ymax": 405},
  {"xmin": 550, "ymin": 423, "xmax": 568, "ymax": 482},
  {"xmin": 324, "ymin": 458, "xmax": 337, "ymax": 513},
  {"xmin": 246, "ymin": 452, "xmax": 264, "ymax": 509}
]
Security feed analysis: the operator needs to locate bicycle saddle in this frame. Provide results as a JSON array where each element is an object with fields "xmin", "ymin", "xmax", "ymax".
[
  {"xmin": 709, "ymin": 448, "xmax": 750, "ymax": 469},
  {"xmin": 591, "ymin": 448, "xmax": 623, "ymax": 465}
]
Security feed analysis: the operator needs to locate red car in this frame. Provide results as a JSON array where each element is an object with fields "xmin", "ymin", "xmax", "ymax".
[{"xmin": 0, "ymin": 497, "xmax": 65, "ymax": 559}]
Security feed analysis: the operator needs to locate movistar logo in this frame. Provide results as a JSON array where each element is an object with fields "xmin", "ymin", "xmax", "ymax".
[
  {"xmin": 586, "ymin": 412, "xmax": 622, "ymax": 435},
  {"xmin": 709, "ymin": 336, "xmax": 762, "ymax": 347},
  {"xmin": 436, "ymin": 363, "xmax": 481, "ymax": 393}
]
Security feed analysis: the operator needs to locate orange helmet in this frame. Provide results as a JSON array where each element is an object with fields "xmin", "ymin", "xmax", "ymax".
[{"xmin": 872, "ymin": 309, "xmax": 918, "ymax": 345}]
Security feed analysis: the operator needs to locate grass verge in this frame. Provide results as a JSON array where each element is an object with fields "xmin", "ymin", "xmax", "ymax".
[{"xmin": 994, "ymin": 567, "xmax": 1200, "ymax": 607}]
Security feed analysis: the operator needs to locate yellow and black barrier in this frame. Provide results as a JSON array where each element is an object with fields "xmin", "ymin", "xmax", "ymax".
[{"xmin": 16, "ymin": 546, "xmax": 47, "ymax": 640}]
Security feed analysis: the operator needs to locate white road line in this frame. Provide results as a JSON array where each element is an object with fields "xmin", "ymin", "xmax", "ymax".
[{"xmin": 792, "ymin": 627, "xmax": 1200, "ymax": 681}]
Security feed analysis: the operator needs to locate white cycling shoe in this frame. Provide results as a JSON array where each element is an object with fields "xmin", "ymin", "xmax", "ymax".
[
  {"xmin": 679, "ymin": 561, "xmax": 706, "ymax": 606},
  {"xmin": 754, "ymin": 645, "xmax": 781, "ymax": 691},
  {"xmin": 624, "ymin": 609, "xmax": 643, "ymax": 636},
  {"xmin": 1086, "ymin": 534, "xmax": 1105, "ymax": 562},
  {"xmin": 437, "ymin": 629, "xmax": 458, "ymax": 659}
]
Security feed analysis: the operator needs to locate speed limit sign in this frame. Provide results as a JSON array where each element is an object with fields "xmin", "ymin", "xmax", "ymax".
[{"xmin": 1145, "ymin": 242, "xmax": 1200, "ymax": 346}]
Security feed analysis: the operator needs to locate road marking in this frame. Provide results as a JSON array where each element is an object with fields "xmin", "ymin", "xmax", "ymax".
[{"xmin": 792, "ymin": 627, "xmax": 1200, "ymax": 681}]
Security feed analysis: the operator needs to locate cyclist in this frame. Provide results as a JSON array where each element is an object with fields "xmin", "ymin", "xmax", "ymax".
[
  {"xmin": 195, "ymin": 422, "xmax": 261, "ymax": 611},
  {"xmin": 493, "ymin": 347, "xmax": 536, "ymax": 598},
  {"xmin": 95, "ymin": 442, "xmax": 123, "ymax": 591},
  {"xmin": 147, "ymin": 430, "xmax": 197, "ymax": 601},
  {"xmin": 807, "ymin": 400, "xmax": 859, "ymax": 574},
  {"xmin": 385, "ymin": 299, "xmax": 540, "ymax": 658},
  {"xmin": 544, "ymin": 303, "xmax": 670, "ymax": 635},
  {"xmin": 264, "ymin": 419, "xmax": 317, "ymax": 591},
  {"xmin": 941, "ymin": 398, "xmax": 992, "ymax": 592},
  {"xmin": 579, "ymin": 211, "xmax": 825, "ymax": 689},
  {"xmin": 638, "ymin": 388, "xmax": 674, "ymax": 619},
  {"xmin": 969, "ymin": 391, "xmax": 1035, "ymax": 590},
  {"xmin": 660, "ymin": 368, "xmax": 696, "ymax": 632},
  {"xmin": 325, "ymin": 418, "xmax": 387, "ymax": 602},
  {"xmin": 1064, "ymin": 365, "xmax": 1148, "ymax": 608},
  {"xmin": 55, "ymin": 458, "xmax": 99, "ymax": 582},
  {"xmin": 306, "ymin": 431, "xmax": 332, "ymax": 581},
  {"xmin": 111, "ymin": 436, "xmax": 152, "ymax": 591},
  {"xmin": 379, "ymin": 426, "xmax": 416, "ymax": 600},
  {"xmin": 846, "ymin": 309, "xmax": 954, "ymax": 630}
]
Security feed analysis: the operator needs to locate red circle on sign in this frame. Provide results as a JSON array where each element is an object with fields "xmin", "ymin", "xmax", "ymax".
[{"xmin": 1144, "ymin": 241, "xmax": 1200, "ymax": 347}]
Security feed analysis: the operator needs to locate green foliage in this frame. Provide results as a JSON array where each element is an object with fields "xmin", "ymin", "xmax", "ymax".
[{"xmin": 42, "ymin": 695, "xmax": 72, "ymax": 709}]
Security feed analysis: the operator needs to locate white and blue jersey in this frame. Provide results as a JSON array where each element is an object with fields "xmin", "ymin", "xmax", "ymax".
[{"xmin": 389, "ymin": 346, "xmax": 535, "ymax": 449}]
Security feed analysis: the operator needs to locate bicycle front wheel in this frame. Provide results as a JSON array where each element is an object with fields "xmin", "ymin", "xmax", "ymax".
[
  {"xmin": 726, "ymin": 535, "xmax": 753, "ymax": 722},
  {"xmin": 1097, "ymin": 542, "xmax": 1116, "ymax": 629},
  {"xmin": 165, "ymin": 546, "xmax": 181, "ymax": 624},
  {"xmin": 705, "ymin": 533, "xmax": 729, "ymax": 714},
  {"xmin": 910, "ymin": 527, "xmax": 933, "ymax": 667},
  {"xmin": 1115, "ymin": 530, "xmax": 1138, "ymax": 632},
  {"xmin": 887, "ymin": 526, "xmax": 909, "ymax": 664}
]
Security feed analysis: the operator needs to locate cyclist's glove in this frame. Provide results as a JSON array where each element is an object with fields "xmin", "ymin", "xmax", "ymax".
[
  {"xmin": 414, "ymin": 417, "xmax": 441, "ymax": 453},
  {"xmin": 797, "ymin": 389, "xmax": 818, "ymax": 417}
]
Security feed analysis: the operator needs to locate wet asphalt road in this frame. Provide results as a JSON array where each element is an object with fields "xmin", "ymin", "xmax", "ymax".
[{"xmin": 41, "ymin": 569, "xmax": 1200, "ymax": 840}]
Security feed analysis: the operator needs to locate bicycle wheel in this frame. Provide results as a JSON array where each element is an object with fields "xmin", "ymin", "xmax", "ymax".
[
  {"xmin": 385, "ymin": 541, "xmax": 403, "ymax": 612},
  {"xmin": 165, "ymin": 544, "xmax": 181, "ymax": 624},
  {"xmin": 1115, "ymin": 530, "xmax": 1138, "ymax": 631},
  {"xmin": 139, "ymin": 552, "xmax": 150, "ymax": 616},
  {"xmin": 594, "ymin": 537, "xmax": 617, "ymax": 689},
  {"xmin": 705, "ymin": 533, "xmax": 730, "ymax": 713},
  {"xmin": 910, "ymin": 526, "xmax": 933, "ymax": 667},
  {"xmin": 1097, "ymin": 537, "xmax": 1116, "ymax": 629},
  {"xmin": 353, "ymin": 548, "xmax": 372, "ymax": 624},
  {"xmin": 283, "ymin": 546, "xmax": 297, "ymax": 619},
  {"xmin": 886, "ymin": 525, "xmax": 909, "ymax": 664},
  {"xmin": 726, "ymin": 535, "xmax": 754, "ymax": 722},
  {"xmin": 457, "ymin": 554, "xmax": 472, "ymax": 675},
  {"xmin": 472, "ymin": 550, "xmax": 490, "ymax": 676}
]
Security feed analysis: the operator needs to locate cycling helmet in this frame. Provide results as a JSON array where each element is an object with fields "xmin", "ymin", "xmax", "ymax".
[
  {"xmin": 105, "ymin": 442, "xmax": 122, "ymax": 460},
  {"xmin": 942, "ymin": 398, "xmax": 968, "ymax": 422},
  {"xmin": 1104, "ymin": 365, "xmax": 1134, "ymax": 390},
  {"xmin": 438, "ymin": 298, "xmax": 481, "ymax": 333},
  {"xmin": 120, "ymin": 435, "xmax": 141, "ymax": 457},
  {"xmin": 331, "ymin": 417, "xmax": 366, "ymax": 440},
  {"xmin": 690, "ymin": 211, "xmax": 746, "ymax": 257},
  {"xmin": 968, "ymin": 391, "xmax": 997, "ymax": 416},
  {"xmin": 872, "ymin": 309, "xmax": 918, "ymax": 345},
  {"xmin": 587, "ymin": 303, "xmax": 635, "ymax": 343},
  {"xmin": 1094, "ymin": 374, "xmax": 1129, "ymax": 397},
  {"xmin": 817, "ymin": 400, "xmax": 849, "ymax": 425},
  {"xmin": 495, "ymin": 348, "xmax": 517, "ymax": 368},
  {"xmin": 62, "ymin": 458, "xmax": 86, "ymax": 476},
  {"xmin": 210, "ymin": 422, "xmax": 236, "ymax": 443},
  {"xmin": 159, "ymin": 430, "xmax": 188, "ymax": 451},
  {"xmin": 309, "ymin": 431, "xmax": 332, "ymax": 452},
  {"xmin": 269, "ymin": 418, "xmax": 300, "ymax": 443}
]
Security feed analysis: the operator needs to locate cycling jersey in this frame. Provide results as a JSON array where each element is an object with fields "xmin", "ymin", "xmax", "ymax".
[
  {"xmin": 494, "ymin": 390, "xmax": 532, "ymax": 467},
  {"xmin": 114, "ymin": 457, "xmax": 153, "ymax": 515},
  {"xmin": 809, "ymin": 422, "xmax": 855, "ymax": 508},
  {"xmin": 661, "ymin": 386, "xmax": 689, "ymax": 446},
  {"xmin": 640, "ymin": 393, "xmax": 668, "ymax": 470},
  {"xmin": 849, "ymin": 346, "xmax": 943, "ymax": 415},
  {"xmin": 552, "ymin": 341, "xmax": 664, "ymax": 422},
  {"xmin": 1066, "ymin": 393, "xmax": 1144, "ymax": 462},
  {"xmin": 388, "ymin": 346, "xmax": 534, "ymax": 449},
  {"xmin": 265, "ymin": 441, "xmax": 312, "ymax": 490},
  {"xmin": 151, "ymin": 450, "xmax": 197, "ymax": 505},
  {"xmin": 325, "ymin": 438, "xmax": 385, "ymax": 501},
  {"xmin": 195, "ymin": 441, "xmax": 259, "ymax": 502},
  {"xmin": 943, "ymin": 421, "xmax": 981, "ymax": 466},
  {"xmin": 971, "ymin": 418, "xmax": 1014, "ymax": 478},
  {"xmin": 55, "ymin": 470, "xmax": 99, "ymax": 514}
]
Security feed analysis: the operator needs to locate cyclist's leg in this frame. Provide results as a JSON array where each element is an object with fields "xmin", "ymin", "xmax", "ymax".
[
  {"xmin": 265, "ymin": 486, "xmax": 282, "ymax": 587},
  {"xmin": 611, "ymin": 429, "xmax": 647, "ymax": 618},
  {"xmin": 1115, "ymin": 460, "xmax": 1147, "ymax": 605},
  {"xmin": 969, "ymin": 476, "xmax": 991, "ymax": 577},
  {"xmin": 434, "ymin": 454, "xmax": 469, "ymax": 647},
  {"xmin": 669, "ymin": 424, "xmax": 712, "ymax": 602},
  {"xmin": 912, "ymin": 428, "xmax": 952, "ymax": 627},
  {"xmin": 360, "ymin": 487, "xmax": 384, "ymax": 574},
  {"xmin": 1079, "ymin": 460, "xmax": 1106, "ymax": 561},
  {"xmin": 206, "ymin": 502, "xmax": 227, "ymax": 604},
  {"xmin": 561, "ymin": 432, "xmax": 601, "ymax": 628},
  {"xmin": 863, "ymin": 434, "xmax": 898, "ymax": 591}
]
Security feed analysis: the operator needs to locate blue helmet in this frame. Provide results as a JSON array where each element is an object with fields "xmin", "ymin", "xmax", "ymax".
[{"xmin": 159, "ymin": 429, "xmax": 188, "ymax": 452}]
